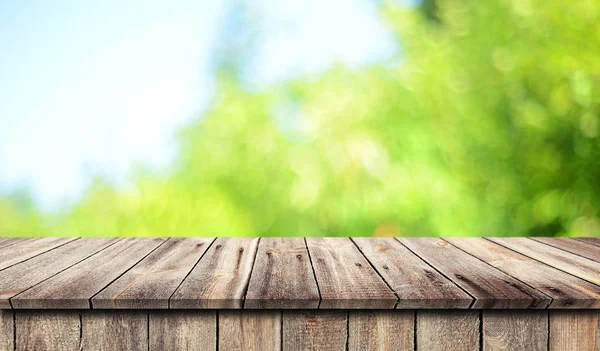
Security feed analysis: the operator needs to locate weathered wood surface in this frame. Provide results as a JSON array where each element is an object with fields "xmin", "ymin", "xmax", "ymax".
[
  {"xmin": 398, "ymin": 238, "xmax": 549, "ymax": 308},
  {"xmin": 12, "ymin": 238, "xmax": 164, "ymax": 308},
  {"xmin": 15, "ymin": 311, "xmax": 79, "ymax": 351},
  {"xmin": 0, "ymin": 310, "xmax": 12, "ymax": 351},
  {"xmin": 149, "ymin": 311, "xmax": 216, "ymax": 351},
  {"xmin": 220, "ymin": 310, "xmax": 281, "ymax": 351},
  {"xmin": 305, "ymin": 238, "xmax": 397, "ymax": 309},
  {"xmin": 416, "ymin": 311, "xmax": 479, "ymax": 351},
  {"xmin": 0, "ymin": 237, "xmax": 598, "ymax": 309},
  {"xmin": 348, "ymin": 310, "xmax": 414, "ymax": 351},
  {"xmin": 245, "ymin": 238, "xmax": 319, "ymax": 309},
  {"xmin": 82, "ymin": 310, "xmax": 148, "ymax": 351},
  {"xmin": 353, "ymin": 237, "xmax": 472, "ymax": 308},
  {"xmin": 283, "ymin": 311, "xmax": 347, "ymax": 351},
  {"xmin": 549, "ymin": 311, "xmax": 600, "ymax": 351},
  {"xmin": 482, "ymin": 311, "xmax": 548, "ymax": 351},
  {"xmin": 170, "ymin": 238, "xmax": 259, "ymax": 309},
  {"xmin": 93, "ymin": 238, "xmax": 213, "ymax": 309}
]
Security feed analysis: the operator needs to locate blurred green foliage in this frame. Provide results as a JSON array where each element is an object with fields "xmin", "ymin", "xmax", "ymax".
[{"xmin": 2, "ymin": 0, "xmax": 600, "ymax": 237}]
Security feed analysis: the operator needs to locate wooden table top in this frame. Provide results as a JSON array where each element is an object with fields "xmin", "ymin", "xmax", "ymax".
[{"xmin": 0, "ymin": 237, "xmax": 598, "ymax": 310}]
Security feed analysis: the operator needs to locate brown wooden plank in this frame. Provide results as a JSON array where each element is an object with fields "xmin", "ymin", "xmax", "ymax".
[
  {"xmin": 82, "ymin": 310, "xmax": 147, "ymax": 351},
  {"xmin": 532, "ymin": 237, "xmax": 600, "ymax": 262},
  {"xmin": 577, "ymin": 237, "xmax": 600, "ymax": 248},
  {"xmin": 0, "ymin": 237, "xmax": 76, "ymax": 271},
  {"xmin": 398, "ymin": 238, "xmax": 550, "ymax": 308},
  {"xmin": 16, "ymin": 310, "xmax": 80, "ymax": 351},
  {"xmin": 149, "ymin": 311, "xmax": 216, "ymax": 351},
  {"xmin": 550, "ymin": 311, "xmax": 600, "ymax": 350},
  {"xmin": 12, "ymin": 238, "xmax": 165, "ymax": 308},
  {"xmin": 483, "ymin": 311, "xmax": 547, "ymax": 351},
  {"xmin": 490, "ymin": 237, "xmax": 600, "ymax": 285},
  {"xmin": 0, "ymin": 310, "xmax": 12, "ymax": 351},
  {"xmin": 0, "ymin": 237, "xmax": 26, "ymax": 250},
  {"xmin": 245, "ymin": 237, "xmax": 319, "ymax": 309},
  {"xmin": 170, "ymin": 238, "xmax": 260, "ymax": 309},
  {"xmin": 416, "ymin": 311, "xmax": 479, "ymax": 351},
  {"xmin": 0, "ymin": 238, "xmax": 119, "ymax": 309},
  {"xmin": 283, "ymin": 310, "xmax": 346, "ymax": 351},
  {"xmin": 348, "ymin": 310, "xmax": 413, "ymax": 351},
  {"xmin": 353, "ymin": 237, "xmax": 472, "ymax": 308},
  {"xmin": 447, "ymin": 237, "xmax": 600, "ymax": 308},
  {"xmin": 219, "ymin": 310, "xmax": 280, "ymax": 351},
  {"xmin": 305, "ymin": 238, "xmax": 397, "ymax": 309},
  {"xmin": 92, "ymin": 238, "xmax": 214, "ymax": 309}
]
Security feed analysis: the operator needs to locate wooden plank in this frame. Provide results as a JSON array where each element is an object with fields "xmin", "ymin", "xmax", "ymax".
[
  {"xmin": 416, "ymin": 311, "xmax": 479, "ymax": 351},
  {"xmin": 483, "ymin": 311, "xmax": 547, "ymax": 351},
  {"xmin": 577, "ymin": 237, "xmax": 600, "ymax": 248},
  {"xmin": 220, "ymin": 310, "xmax": 280, "ymax": 351},
  {"xmin": 283, "ymin": 311, "xmax": 346, "ymax": 351},
  {"xmin": 348, "ymin": 310, "xmax": 413, "ymax": 351},
  {"xmin": 82, "ymin": 310, "xmax": 147, "ymax": 351},
  {"xmin": 0, "ymin": 310, "xmax": 12, "ymax": 351},
  {"xmin": 12, "ymin": 238, "xmax": 164, "ymax": 308},
  {"xmin": 16, "ymin": 310, "xmax": 80, "ymax": 351},
  {"xmin": 353, "ymin": 237, "xmax": 472, "ymax": 308},
  {"xmin": 149, "ymin": 311, "xmax": 216, "ymax": 351},
  {"xmin": 305, "ymin": 238, "xmax": 397, "ymax": 309},
  {"xmin": 170, "ymin": 238, "xmax": 260, "ymax": 309},
  {"xmin": 490, "ymin": 237, "xmax": 600, "ymax": 285},
  {"xmin": 245, "ymin": 237, "xmax": 320, "ymax": 309},
  {"xmin": 0, "ymin": 237, "xmax": 76, "ymax": 271},
  {"xmin": 532, "ymin": 237, "xmax": 600, "ymax": 262},
  {"xmin": 93, "ymin": 238, "xmax": 214, "ymax": 309},
  {"xmin": 398, "ymin": 238, "xmax": 550, "ymax": 308},
  {"xmin": 550, "ymin": 311, "xmax": 600, "ymax": 350},
  {"xmin": 0, "ymin": 238, "xmax": 119, "ymax": 309},
  {"xmin": 0, "ymin": 237, "xmax": 26, "ymax": 249},
  {"xmin": 447, "ymin": 237, "xmax": 600, "ymax": 308}
]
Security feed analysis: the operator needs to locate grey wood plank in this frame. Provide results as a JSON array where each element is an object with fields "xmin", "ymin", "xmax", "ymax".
[
  {"xmin": 92, "ymin": 238, "xmax": 214, "ymax": 309},
  {"xmin": 483, "ymin": 311, "xmax": 547, "ymax": 351},
  {"xmin": 283, "ymin": 311, "xmax": 346, "ymax": 351},
  {"xmin": 577, "ymin": 237, "xmax": 600, "ymax": 248},
  {"xmin": 12, "ymin": 238, "xmax": 165, "ymax": 308},
  {"xmin": 0, "ymin": 310, "xmax": 12, "ymax": 351},
  {"xmin": 0, "ymin": 237, "xmax": 76, "ymax": 271},
  {"xmin": 149, "ymin": 311, "xmax": 216, "ymax": 351},
  {"xmin": 348, "ymin": 310, "xmax": 413, "ymax": 351},
  {"xmin": 550, "ymin": 311, "xmax": 600, "ymax": 350},
  {"xmin": 398, "ymin": 238, "xmax": 550, "ymax": 308},
  {"xmin": 245, "ymin": 237, "xmax": 320, "ymax": 309},
  {"xmin": 16, "ymin": 310, "xmax": 80, "ymax": 351},
  {"xmin": 532, "ymin": 237, "xmax": 600, "ymax": 262},
  {"xmin": 170, "ymin": 238, "xmax": 260, "ymax": 309},
  {"xmin": 82, "ymin": 310, "xmax": 147, "ymax": 351},
  {"xmin": 305, "ymin": 237, "xmax": 397, "ymax": 309},
  {"xmin": 490, "ymin": 237, "xmax": 600, "ymax": 285},
  {"xmin": 0, "ymin": 238, "xmax": 119, "ymax": 309},
  {"xmin": 417, "ymin": 311, "xmax": 479, "ymax": 351},
  {"xmin": 353, "ymin": 237, "xmax": 472, "ymax": 308},
  {"xmin": 219, "ymin": 310, "xmax": 280, "ymax": 351},
  {"xmin": 447, "ymin": 237, "xmax": 600, "ymax": 308},
  {"xmin": 0, "ymin": 237, "xmax": 27, "ymax": 249}
]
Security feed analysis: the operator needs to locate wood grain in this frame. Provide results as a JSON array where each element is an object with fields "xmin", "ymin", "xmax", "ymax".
[
  {"xmin": 550, "ymin": 311, "xmax": 600, "ymax": 351},
  {"xmin": 93, "ymin": 238, "xmax": 214, "ymax": 309},
  {"xmin": 353, "ymin": 237, "xmax": 472, "ymax": 308},
  {"xmin": 416, "ymin": 311, "xmax": 479, "ymax": 351},
  {"xmin": 532, "ymin": 237, "xmax": 600, "ymax": 261},
  {"xmin": 219, "ymin": 310, "xmax": 280, "ymax": 351},
  {"xmin": 82, "ymin": 310, "xmax": 147, "ymax": 351},
  {"xmin": 447, "ymin": 237, "xmax": 600, "ymax": 308},
  {"xmin": 483, "ymin": 311, "xmax": 547, "ymax": 351},
  {"xmin": 0, "ymin": 237, "xmax": 25, "ymax": 250},
  {"xmin": 0, "ymin": 310, "xmax": 12, "ymax": 351},
  {"xmin": 577, "ymin": 237, "xmax": 600, "ymax": 248},
  {"xmin": 283, "ymin": 310, "xmax": 346, "ymax": 351},
  {"xmin": 170, "ymin": 238, "xmax": 260, "ymax": 309},
  {"xmin": 0, "ymin": 238, "xmax": 119, "ymax": 309},
  {"xmin": 245, "ymin": 237, "xmax": 319, "ymax": 309},
  {"xmin": 305, "ymin": 238, "xmax": 397, "ymax": 309},
  {"xmin": 490, "ymin": 237, "xmax": 600, "ymax": 285},
  {"xmin": 149, "ymin": 311, "xmax": 216, "ymax": 351},
  {"xmin": 0, "ymin": 237, "xmax": 76, "ymax": 271},
  {"xmin": 12, "ymin": 238, "xmax": 164, "ymax": 308},
  {"xmin": 16, "ymin": 310, "xmax": 80, "ymax": 351},
  {"xmin": 348, "ymin": 310, "xmax": 413, "ymax": 351},
  {"xmin": 398, "ymin": 238, "xmax": 549, "ymax": 308}
]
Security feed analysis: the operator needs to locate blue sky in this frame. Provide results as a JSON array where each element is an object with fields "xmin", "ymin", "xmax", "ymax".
[{"xmin": 0, "ymin": 0, "xmax": 398, "ymax": 211}]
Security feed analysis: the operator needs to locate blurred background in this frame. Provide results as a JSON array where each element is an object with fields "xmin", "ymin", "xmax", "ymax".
[{"xmin": 1, "ymin": 0, "xmax": 599, "ymax": 238}]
